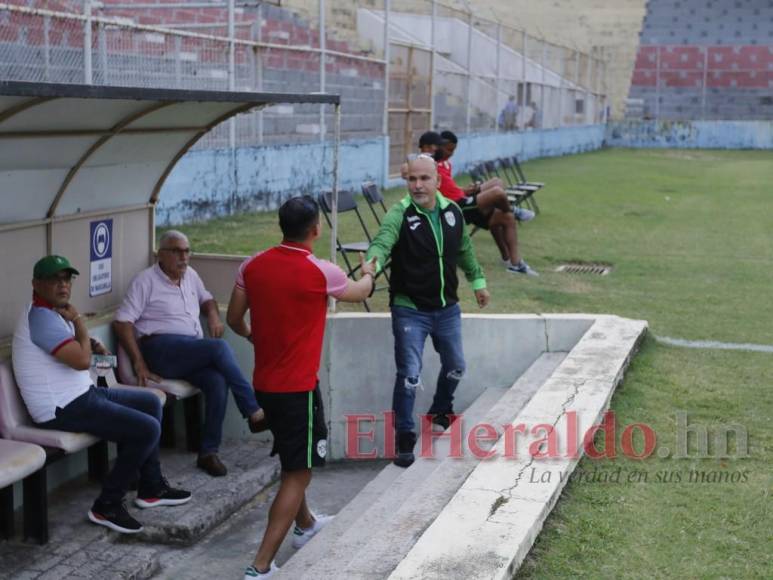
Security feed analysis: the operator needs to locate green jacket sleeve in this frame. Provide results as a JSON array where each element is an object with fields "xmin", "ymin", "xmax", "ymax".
[
  {"xmin": 458, "ymin": 220, "xmax": 487, "ymax": 291},
  {"xmin": 366, "ymin": 202, "xmax": 404, "ymax": 273}
]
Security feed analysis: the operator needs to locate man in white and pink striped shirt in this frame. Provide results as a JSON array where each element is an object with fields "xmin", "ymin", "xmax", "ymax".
[{"xmin": 114, "ymin": 230, "xmax": 266, "ymax": 477}]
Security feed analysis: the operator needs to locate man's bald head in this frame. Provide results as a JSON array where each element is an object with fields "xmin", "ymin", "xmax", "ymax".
[
  {"xmin": 406, "ymin": 154, "xmax": 437, "ymax": 178},
  {"xmin": 405, "ymin": 155, "xmax": 438, "ymax": 210}
]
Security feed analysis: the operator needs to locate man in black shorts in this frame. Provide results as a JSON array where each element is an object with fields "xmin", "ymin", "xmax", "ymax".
[
  {"xmin": 436, "ymin": 131, "xmax": 538, "ymax": 276},
  {"xmin": 227, "ymin": 196, "xmax": 376, "ymax": 579}
]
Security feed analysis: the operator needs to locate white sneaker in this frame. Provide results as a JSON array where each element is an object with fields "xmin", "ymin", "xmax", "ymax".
[
  {"xmin": 244, "ymin": 561, "xmax": 279, "ymax": 579},
  {"xmin": 291, "ymin": 514, "xmax": 335, "ymax": 549}
]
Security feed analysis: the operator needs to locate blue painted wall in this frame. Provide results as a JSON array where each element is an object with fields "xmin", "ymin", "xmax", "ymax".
[
  {"xmin": 385, "ymin": 124, "xmax": 606, "ymax": 188},
  {"xmin": 159, "ymin": 125, "xmax": 605, "ymax": 225},
  {"xmin": 158, "ymin": 137, "xmax": 387, "ymax": 225},
  {"xmin": 606, "ymin": 121, "xmax": 773, "ymax": 149}
]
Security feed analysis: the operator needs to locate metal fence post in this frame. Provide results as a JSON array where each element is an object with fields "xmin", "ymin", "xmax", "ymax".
[
  {"xmin": 430, "ymin": 0, "xmax": 437, "ymax": 129},
  {"xmin": 84, "ymin": 0, "xmax": 93, "ymax": 84},
  {"xmin": 541, "ymin": 40, "xmax": 546, "ymax": 128},
  {"xmin": 43, "ymin": 15, "xmax": 51, "ymax": 82},
  {"xmin": 98, "ymin": 23, "xmax": 107, "ymax": 85},
  {"xmin": 248, "ymin": 25, "xmax": 257, "ymax": 139},
  {"xmin": 521, "ymin": 30, "xmax": 527, "ymax": 125},
  {"xmin": 586, "ymin": 53, "xmax": 592, "ymax": 124},
  {"xmin": 383, "ymin": 0, "xmax": 390, "ymax": 183},
  {"xmin": 319, "ymin": 0, "xmax": 327, "ymax": 142},
  {"xmin": 330, "ymin": 102, "xmax": 341, "ymax": 268},
  {"xmin": 465, "ymin": 10, "xmax": 473, "ymax": 134},
  {"xmin": 495, "ymin": 22, "xmax": 501, "ymax": 133},
  {"xmin": 603, "ymin": 47, "xmax": 609, "ymax": 123},
  {"xmin": 256, "ymin": 4, "xmax": 264, "ymax": 144},
  {"xmin": 174, "ymin": 36, "xmax": 182, "ymax": 88},
  {"xmin": 227, "ymin": 0, "xmax": 236, "ymax": 214},
  {"xmin": 558, "ymin": 47, "xmax": 564, "ymax": 127},
  {"xmin": 574, "ymin": 48, "xmax": 580, "ymax": 125}
]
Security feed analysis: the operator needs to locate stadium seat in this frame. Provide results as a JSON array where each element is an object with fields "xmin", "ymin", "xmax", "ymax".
[
  {"xmin": 0, "ymin": 439, "xmax": 46, "ymax": 541},
  {"xmin": 0, "ymin": 361, "xmax": 107, "ymax": 543},
  {"xmin": 116, "ymin": 345, "xmax": 202, "ymax": 452}
]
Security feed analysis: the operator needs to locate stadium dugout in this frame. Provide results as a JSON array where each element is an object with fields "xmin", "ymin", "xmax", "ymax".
[{"xmin": 0, "ymin": 80, "xmax": 341, "ymax": 543}]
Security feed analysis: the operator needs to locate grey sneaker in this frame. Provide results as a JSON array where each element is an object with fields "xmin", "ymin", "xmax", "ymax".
[
  {"xmin": 514, "ymin": 207, "xmax": 536, "ymax": 222},
  {"xmin": 506, "ymin": 260, "xmax": 539, "ymax": 276}
]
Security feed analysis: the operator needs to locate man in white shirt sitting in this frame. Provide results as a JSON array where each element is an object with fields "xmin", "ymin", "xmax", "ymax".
[
  {"xmin": 114, "ymin": 230, "xmax": 266, "ymax": 477},
  {"xmin": 12, "ymin": 255, "xmax": 191, "ymax": 534}
]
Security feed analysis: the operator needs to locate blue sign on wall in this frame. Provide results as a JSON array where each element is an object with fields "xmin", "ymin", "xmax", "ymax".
[{"xmin": 89, "ymin": 219, "xmax": 113, "ymax": 297}]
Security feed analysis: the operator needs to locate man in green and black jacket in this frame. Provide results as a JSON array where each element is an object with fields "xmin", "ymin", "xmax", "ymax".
[{"xmin": 367, "ymin": 155, "xmax": 490, "ymax": 467}]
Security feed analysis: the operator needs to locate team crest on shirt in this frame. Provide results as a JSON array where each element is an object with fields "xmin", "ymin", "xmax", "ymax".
[
  {"xmin": 444, "ymin": 211, "xmax": 456, "ymax": 228},
  {"xmin": 317, "ymin": 439, "xmax": 327, "ymax": 458}
]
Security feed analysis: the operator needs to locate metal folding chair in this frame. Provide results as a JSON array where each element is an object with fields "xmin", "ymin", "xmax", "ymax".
[
  {"xmin": 361, "ymin": 181, "xmax": 389, "ymax": 226},
  {"xmin": 508, "ymin": 155, "xmax": 543, "ymax": 213},
  {"xmin": 497, "ymin": 157, "xmax": 540, "ymax": 212},
  {"xmin": 360, "ymin": 182, "xmax": 391, "ymax": 283},
  {"xmin": 319, "ymin": 190, "xmax": 373, "ymax": 311},
  {"xmin": 512, "ymin": 155, "xmax": 545, "ymax": 189},
  {"xmin": 475, "ymin": 160, "xmax": 529, "ymax": 210}
]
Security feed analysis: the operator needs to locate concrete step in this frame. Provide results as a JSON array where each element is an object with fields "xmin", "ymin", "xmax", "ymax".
[
  {"xmin": 0, "ymin": 437, "xmax": 278, "ymax": 579},
  {"xmin": 278, "ymin": 352, "xmax": 567, "ymax": 579},
  {"xmin": 136, "ymin": 438, "xmax": 279, "ymax": 546}
]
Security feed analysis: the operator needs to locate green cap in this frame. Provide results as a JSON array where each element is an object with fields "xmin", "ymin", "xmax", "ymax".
[{"xmin": 33, "ymin": 255, "xmax": 80, "ymax": 279}]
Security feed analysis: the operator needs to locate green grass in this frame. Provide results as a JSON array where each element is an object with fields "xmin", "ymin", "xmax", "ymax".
[{"xmin": 163, "ymin": 148, "xmax": 773, "ymax": 577}]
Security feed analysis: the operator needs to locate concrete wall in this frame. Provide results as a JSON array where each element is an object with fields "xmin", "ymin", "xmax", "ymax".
[
  {"xmin": 320, "ymin": 314, "xmax": 594, "ymax": 460},
  {"xmin": 160, "ymin": 125, "xmax": 603, "ymax": 224},
  {"xmin": 387, "ymin": 124, "xmax": 606, "ymax": 188},
  {"xmin": 454, "ymin": 124, "xmax": 606, "ymax": 169},
  {"xmin": 0, "ymin": 207, "xmax": 153, "ymax": 341},
  {"xmin": 158, "ymin": 137, "xmax": 387, "ymax": 225},
  {"xmin": 606, "ymin": 120, "xmax": 773, "ymax": 149}
]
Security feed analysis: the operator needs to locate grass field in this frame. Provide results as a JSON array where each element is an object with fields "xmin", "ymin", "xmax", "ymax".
[{"xmin": 163, "ymin": 148, "xmax": 773, "ymax": 578}]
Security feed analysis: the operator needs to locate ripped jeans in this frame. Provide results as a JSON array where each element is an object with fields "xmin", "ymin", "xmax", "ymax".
[{"xmin": 391, "ymin": 303, "xmax": 466, "ymax": 434}]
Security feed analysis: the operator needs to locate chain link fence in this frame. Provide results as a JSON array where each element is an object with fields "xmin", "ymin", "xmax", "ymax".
[{"xmin": 0, "ymin": 1, "xmax": 608, "ymax": 173}]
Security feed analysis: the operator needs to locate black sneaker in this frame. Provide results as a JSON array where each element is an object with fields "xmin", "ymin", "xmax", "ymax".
[
  {"xmin": 431, "ymin": 411, "xmax": 458, "ymax": 431},
  {"xmin": 88, "ymin": 500, "xmax": 143, "ymax": 534},
  {"xmin": 394, "ymin": 431, "xmax": 417, "ymax": 468},
  {"xmin": 135, "ymin": 478, "xmax": 192, "ymax": 509}
]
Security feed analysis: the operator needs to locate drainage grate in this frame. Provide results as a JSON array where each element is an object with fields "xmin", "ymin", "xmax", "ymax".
[{"xmin": 555, "ymin": 262, "xmax": 612, "ymax": 276}]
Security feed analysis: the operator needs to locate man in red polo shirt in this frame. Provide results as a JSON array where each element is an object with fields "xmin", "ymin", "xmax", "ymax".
[{"xmin": 226, "ymin": 195, "xmax": 376, "ymax": 579}]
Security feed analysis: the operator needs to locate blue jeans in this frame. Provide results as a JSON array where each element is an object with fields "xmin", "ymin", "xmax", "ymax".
[
  {"xmin": 391, "ymin": 304, "xmax": 466, "ymax": 434},
  {"xmin": 140, "ymin": 335, "xmax": 259, "ymax": 455},
  {"xmin": 40, "ymin": 385, "xmax": 163, "ymax": 504}
]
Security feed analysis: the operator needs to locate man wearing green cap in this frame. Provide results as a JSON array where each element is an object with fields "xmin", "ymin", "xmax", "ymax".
[{"xmin": 12, "ymin": 255, "xmax": 192, "ymax": 535}]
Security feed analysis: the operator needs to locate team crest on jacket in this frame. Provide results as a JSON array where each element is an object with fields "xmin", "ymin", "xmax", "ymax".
[{"xmin": 444, "ymin": 211, "xmax": 456, "ymax": 228}]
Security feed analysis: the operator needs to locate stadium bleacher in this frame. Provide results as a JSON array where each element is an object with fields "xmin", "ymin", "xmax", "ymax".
[{"xmin": 628, "ymin": 0, "xmax": 773, "ymax": 120}]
